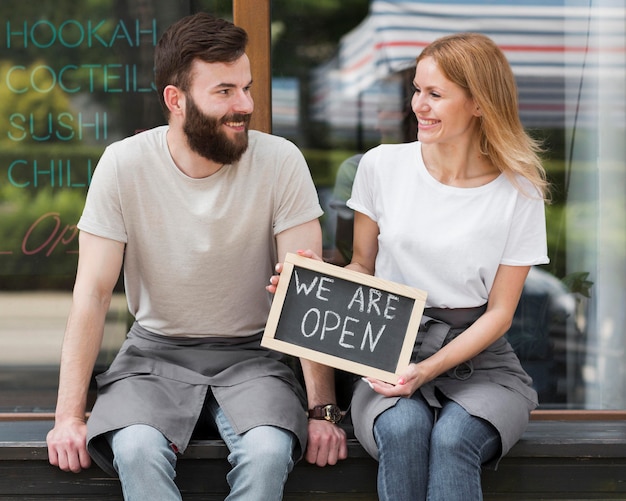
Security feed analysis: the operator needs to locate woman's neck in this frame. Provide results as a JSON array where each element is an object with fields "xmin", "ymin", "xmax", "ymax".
[{"xmin": 421, "ymin": 142, "xmax": 499, "ymax": 188}]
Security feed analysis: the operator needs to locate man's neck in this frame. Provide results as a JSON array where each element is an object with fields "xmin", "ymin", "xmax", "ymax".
[{"xmin": 166, "ymin": 127, "xmax": 224, "ymax": 178}]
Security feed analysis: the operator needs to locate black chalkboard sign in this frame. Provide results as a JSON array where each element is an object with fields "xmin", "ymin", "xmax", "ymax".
[{"xmin": 262, "ymin": 253, "xmax": 427, "ymax": 383}]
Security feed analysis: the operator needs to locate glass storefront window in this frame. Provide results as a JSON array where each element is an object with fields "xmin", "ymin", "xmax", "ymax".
[
  {"xmin": 1, "ymin": 0, "xmax": 624, "ymax": 413},
  {"xmin": 270, "ymin": 0, "xmax": 626, "ymax": 410},
  {"xmin": 0, "ymin": 0, "xmax": 232, "ymax": 412}
]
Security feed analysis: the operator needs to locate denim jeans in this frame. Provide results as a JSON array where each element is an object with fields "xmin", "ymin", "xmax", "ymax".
[
  {"xmin": 106, "ymin": 393, "xmax": 296, "ymax": 501},
  {"xmin": 373, "ymin": 394, "xmax": 501, "ymax": 501}
]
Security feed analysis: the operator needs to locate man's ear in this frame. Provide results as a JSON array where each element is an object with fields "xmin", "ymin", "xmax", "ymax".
[{"xmin": 163, "ymin": 85, "xmax": 185, "ymax": 117}]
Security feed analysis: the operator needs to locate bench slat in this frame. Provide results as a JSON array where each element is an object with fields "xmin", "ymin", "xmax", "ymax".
[{"xmin": 1, "ymin": 419, "xmax": 625, "ymax": 500}]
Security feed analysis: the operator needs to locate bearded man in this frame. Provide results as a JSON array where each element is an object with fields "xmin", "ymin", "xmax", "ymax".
[{"xmin": 46, "ymin": 12, "xmax": 346, "ymax": 501}]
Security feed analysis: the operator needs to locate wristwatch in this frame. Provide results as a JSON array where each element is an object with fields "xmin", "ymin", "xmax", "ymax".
[{"xmin": 308, "ymin": 404, "xmax": 342, "ymax": 424}]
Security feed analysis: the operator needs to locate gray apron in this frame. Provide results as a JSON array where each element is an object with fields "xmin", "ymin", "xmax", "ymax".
[
  {"xmin": 351, "ymin": 306, "xmax": 538, "ymax": 467},
  {"xmin": 87, "ymin": 323, "xmax": 307, "ymax": 477}
]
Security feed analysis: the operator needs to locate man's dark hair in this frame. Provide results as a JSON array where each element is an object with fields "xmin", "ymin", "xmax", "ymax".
[{"xmin": 155, "ymin": 12, "xmax": 248, "ymax": 118}]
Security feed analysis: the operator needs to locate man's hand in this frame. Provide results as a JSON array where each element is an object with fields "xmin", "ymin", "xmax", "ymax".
[
  {"xmin": 46, "ymin": 417, "xmax": 91, "ymax": 473},
  {"xmin": 305, "ymin": 419, "xmax": 348, "ymax": 467}
]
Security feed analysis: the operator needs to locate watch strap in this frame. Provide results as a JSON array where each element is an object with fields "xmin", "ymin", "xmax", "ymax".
[{"xmin": 307, "ymin": 404, "xmax": 342, "ymax": 423}]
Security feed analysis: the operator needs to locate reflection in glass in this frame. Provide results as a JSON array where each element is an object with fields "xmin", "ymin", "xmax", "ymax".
[
  {"xmin": 273, "ymin": 0, "xmax": 625, "ymax": 409},
  {"xmin": 0, "ymin": 0, "xmax": 624, "ymax": 412},
  {"xmin": 0, "ymin": 0, "xmax": 232, "ymax": 412}
]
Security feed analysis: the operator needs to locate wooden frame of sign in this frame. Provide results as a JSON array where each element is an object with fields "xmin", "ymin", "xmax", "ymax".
[{"xmin": 262, "ymin": 253, "xmax": 428, "ymax": 383}]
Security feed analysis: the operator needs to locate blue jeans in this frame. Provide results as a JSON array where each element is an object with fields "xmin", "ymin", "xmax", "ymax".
[
  {"xmin": 373, "ymin": 394, "xmax": 501, "ymax": 501},
  {"xmin": 105, "ymin": 393, "xmax": 296, "ymax": 501}
]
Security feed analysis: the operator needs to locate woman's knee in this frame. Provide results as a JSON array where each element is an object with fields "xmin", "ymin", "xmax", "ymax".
[
  {"xmin": 374, "ymin": 398, "xmax": 434, "ymax": 448},
  {"xmin": 431, "ymin": 404, "xmax": 500, "ymax": 462}
]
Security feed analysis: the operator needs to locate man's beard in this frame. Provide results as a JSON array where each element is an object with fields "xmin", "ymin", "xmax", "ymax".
[{"xmin": 183, "ymin": 96, "xmax": 250, "ymax": 165}]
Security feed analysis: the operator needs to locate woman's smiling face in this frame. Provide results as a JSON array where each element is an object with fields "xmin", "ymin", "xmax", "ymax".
[{"xmin": 411, "ymin": 56, "xmax": 481, "ymax": 146}]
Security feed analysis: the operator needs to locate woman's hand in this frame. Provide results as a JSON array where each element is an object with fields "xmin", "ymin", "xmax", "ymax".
[
  {"xmin": 362, "ymin": 363, "xmax": 429, "ymax": 398},
  {"xmin": 265, "ymin": 262, "xmax": 283, "ymax": 294},
  {"xmin": 265, "ymin": 249, "xmax": 323, "ymax": 294}
]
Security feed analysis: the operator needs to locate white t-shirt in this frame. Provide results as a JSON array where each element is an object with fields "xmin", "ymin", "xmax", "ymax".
[
  {"xmin": 347, "ymin": 141, "xmax": 549, "ymax": 308},
  {"xmin": 78, "ymin": 126, "xmax": 323, "ymax": 337}
]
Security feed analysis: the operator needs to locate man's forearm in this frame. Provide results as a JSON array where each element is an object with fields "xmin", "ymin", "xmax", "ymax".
[
  {"xmin": 54, "ymin": 301, "xmax": 107, "ymax": 421},
  {"xmin": 300, "ymin": 359, "xmax": 338, "ymax": 407}
]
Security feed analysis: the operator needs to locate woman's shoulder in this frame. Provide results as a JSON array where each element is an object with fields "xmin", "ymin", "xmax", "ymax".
[{"xmin": 503, "ymin": 171, "xmax": 546, "ymax": 201}]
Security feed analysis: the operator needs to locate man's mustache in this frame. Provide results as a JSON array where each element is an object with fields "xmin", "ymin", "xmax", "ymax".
[{"xmin": 221, "ymin": 114, "xmax": 251, "ymax": 125}]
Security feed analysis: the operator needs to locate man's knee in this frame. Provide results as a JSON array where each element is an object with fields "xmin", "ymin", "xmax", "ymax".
[
  {"xmin": 239, "ymin": 426, "xmax": 295, "ymax": 469},
  {"xmin": 108, "ymin": 424, "xmax": 177, "ymax": 471}
]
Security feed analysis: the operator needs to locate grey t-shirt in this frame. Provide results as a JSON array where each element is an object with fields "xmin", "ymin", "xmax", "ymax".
[{"xmin": 78, "ymin": 126, "xmax": 323, "ymax": 337}]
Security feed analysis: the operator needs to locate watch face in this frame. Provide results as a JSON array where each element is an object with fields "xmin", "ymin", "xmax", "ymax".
[{"xmin": 324, "ymin": 405, "xmax": 342, "ymax": 423}]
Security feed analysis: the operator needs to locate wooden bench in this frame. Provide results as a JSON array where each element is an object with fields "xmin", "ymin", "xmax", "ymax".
[{"xmin": 1, "ymin": 414, "xmax": 625, "ymax": 500}]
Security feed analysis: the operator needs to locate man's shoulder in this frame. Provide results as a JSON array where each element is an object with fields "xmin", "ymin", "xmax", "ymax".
[
  {"xmin": 94, "ymin": 126, "xmax": 168, "ymax": 182},
  {"xmin": 247, "ymin": 130, "xmax": 300, "ymax": 156},
  {"xmin": 107, "ymin": 125, "xmax": 167, "ymax": 152}
]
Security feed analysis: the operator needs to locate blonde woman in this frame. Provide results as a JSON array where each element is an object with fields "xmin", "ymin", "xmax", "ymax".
[
  {"xmin": 347, "ymin": 32, "xmax": 549, "ymax": 501},
  {"xmin": 275, "ymin": 32, "xmax": 549, "ymax": 500}
]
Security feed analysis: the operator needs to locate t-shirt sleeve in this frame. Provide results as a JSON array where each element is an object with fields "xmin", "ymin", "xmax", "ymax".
[
  {"xmin": 272, "ymin": 139, "xmax": 323, "ymax": 235},
  {"xmin": 77, "ymin": 145, "xmax": 128, "ymax": 243},
  {"xmin": 346, "ymin": 149, "xmax": 378, "ymax": 222},
  {"xmin": 501, "ymin": 187, "xmax": 550, "ymax": 266}
]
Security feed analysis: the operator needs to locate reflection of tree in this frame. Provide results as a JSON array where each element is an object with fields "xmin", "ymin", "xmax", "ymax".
[
  {"xmin": 271, "ymin": 0, "xmax": 369, "ymax": 76},
  {"xmin": 1, "ymin": 0, "xmax": 112, "ymax": 63},
  {"xmin": 0, "ymin": 0, "xmax": 375, "ymax": 285},
  {"xmin": 0, "ymin": 0, "xmax": 235, "ymax": 140},
  {"xmin": 0, "ymin": 61, "xmax": 72, "ymax": 145},
  {"xmin": 113, "ymin": 0, "xmax": 164, "ymax": 134},
  {"xmin": 112, "ymin": 0, "xmax": 188, "ymax": 134},
  {"xmin": 0, "ymin": 0, "xmax": 236, "ymax": 287},
  {"xmin": 0, "ymin": 0, "xmax": 371, "ymax": 139},
  {"xmin": 1, "ymin": 1, "xmax": 114, "ymax": 142},
  {"xmin": 108, "ymin": 0, "xmax": 233, "ymax": 134},
  {"xmin": 271, "ymin": 0, "xmax": 370, "ymax": 147}
]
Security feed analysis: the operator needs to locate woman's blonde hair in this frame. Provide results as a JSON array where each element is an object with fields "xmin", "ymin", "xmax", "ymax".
[{"xmin": 417, "ymin": 33, "xmax": 549, "ymax": 200}]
